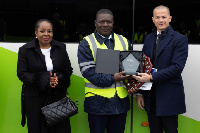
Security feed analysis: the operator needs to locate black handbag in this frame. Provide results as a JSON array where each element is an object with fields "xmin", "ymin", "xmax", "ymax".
[{"xmin": 41, "ymin": 96, "xmax": 78, "ymax": 126}]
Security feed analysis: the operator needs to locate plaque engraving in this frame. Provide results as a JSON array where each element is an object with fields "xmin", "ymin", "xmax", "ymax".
[
  {"xmin": 123, "ymin": 54, "xmax": 153, "ymax": 90},
  {"xmin": 120, "ymin": 51, "xmax": 143, "ymax": 75},
  {"xmin": 122, "ymin": 54, "xmax": 140, "ymax": 75}
]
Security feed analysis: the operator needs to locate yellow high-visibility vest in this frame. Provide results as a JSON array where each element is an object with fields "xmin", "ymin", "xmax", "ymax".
[
  {"xmin": 84, "ymin": 33, "xmax": 129, "ymax": 98},
  {"xmin": 134, "ymin": 32, "xmax": 147, "ymax": 43}
]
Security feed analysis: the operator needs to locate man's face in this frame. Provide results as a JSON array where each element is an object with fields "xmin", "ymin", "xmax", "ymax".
[
  {"xmin": 152, "ymin": 8, "xmax": 172, "ymax": 33},
  {"xmin": 95, "ymin": 14, "xmax": 114, "ymax": 37}
]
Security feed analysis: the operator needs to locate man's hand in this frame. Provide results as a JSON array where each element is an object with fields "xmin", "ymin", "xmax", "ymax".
[
  {"xmin": 114, "ymin": 71, "xmax": 132, "ymax": 82},
  {"xmin": 136, "ymin": 95, "xmax": 145, "ymax": 109},
  {"xmin": 128, "ymin": 87, "xmax": 139, "ymax": 94},
  {"xmin": 132, "ymin": 73, "xmax": 151, "ymax": 83}
]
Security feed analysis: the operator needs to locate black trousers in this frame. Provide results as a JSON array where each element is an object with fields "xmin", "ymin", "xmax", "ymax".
[
  {"xmin": 88, "ymin": 112, "xmax": 127, "ymax": 133},
  {"xmin": 147, "ymin": 113, "xmax": 178, "ymax": 133}
]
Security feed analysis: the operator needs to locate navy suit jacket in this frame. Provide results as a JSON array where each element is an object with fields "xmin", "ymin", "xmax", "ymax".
[{"xmin": 141, "ymin": 25, "xmax": 188, "ymax": 116}]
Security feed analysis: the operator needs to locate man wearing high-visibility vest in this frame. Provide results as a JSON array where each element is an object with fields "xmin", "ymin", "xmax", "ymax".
[{"xmin": 78, "ymin": 9, "xmax": 138, "ymax": 133}]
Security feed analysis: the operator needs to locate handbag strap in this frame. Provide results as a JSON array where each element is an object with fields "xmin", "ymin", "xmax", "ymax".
[{"xmin": 45, "ymin": 88, "xmax": 70, "ymax": 105}]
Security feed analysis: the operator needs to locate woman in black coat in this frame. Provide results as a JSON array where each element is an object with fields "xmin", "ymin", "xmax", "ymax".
[{"xmin": 17, "ymin": 19, "xmax": 73, "ymax": 133}]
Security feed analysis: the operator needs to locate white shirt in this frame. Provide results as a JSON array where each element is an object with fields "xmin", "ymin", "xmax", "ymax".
[{"xmin": 41, "ymin": 47, "xmax": 53, "ymax": 71}]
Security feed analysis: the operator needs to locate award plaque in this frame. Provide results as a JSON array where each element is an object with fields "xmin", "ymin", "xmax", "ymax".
[
  {"xmin": 123, "ymin": 54, "xmax": 153, "ymax": 90},
  {"xmin": 120, "ymin": 51, "xmax": 143, "ymax": 75}
]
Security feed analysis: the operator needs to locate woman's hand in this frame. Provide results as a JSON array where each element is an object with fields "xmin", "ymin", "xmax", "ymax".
[{"xmin": 50, "ymin": 72, "xmax": 59, "ymax": 88}]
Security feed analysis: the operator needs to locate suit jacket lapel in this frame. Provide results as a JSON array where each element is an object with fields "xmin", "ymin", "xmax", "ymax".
[
  {"xmin": 149, "ymin": 30, "xmax": 157, "ymax": 62},
  {"xmin": 157, "ymin": 27, "xmax": 174, "ymax": 57}
]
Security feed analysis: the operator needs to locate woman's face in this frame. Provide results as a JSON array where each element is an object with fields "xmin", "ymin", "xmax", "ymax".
[{"xmin": 35, "ymin": 21, "xmax": 53, "ymax": 48}]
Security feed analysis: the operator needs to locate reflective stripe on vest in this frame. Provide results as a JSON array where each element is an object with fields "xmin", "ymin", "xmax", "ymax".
[
  {"xmin": 80, "ymin": 61, "xmax": 95, "ymax": 74},
  {"xmin": 83, "ymin": 33, "xmax": 129, "ymax": 98}
]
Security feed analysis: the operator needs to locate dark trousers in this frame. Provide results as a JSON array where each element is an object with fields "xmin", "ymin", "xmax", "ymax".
[
  {"xmin": 148, "ymin": 113, "xmax": 178, "ymax": 133},
  {"xmin": 88, "ymin": 112, "xmax": 127, "ymax": 133}
]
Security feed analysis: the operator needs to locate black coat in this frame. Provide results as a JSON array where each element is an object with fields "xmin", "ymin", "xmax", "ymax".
[{"xmin": 17, "ymin": 38, "xmax": 73, "ymax": 132}]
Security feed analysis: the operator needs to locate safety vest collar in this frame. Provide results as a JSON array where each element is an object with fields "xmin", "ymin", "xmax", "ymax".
[
  {"xmin": 85, "ymin": 33, "xmax": 128, "ymax": 61},
  {"xmin": 94, "ymin": 30, "xmax": 114, "ymax": 45}
]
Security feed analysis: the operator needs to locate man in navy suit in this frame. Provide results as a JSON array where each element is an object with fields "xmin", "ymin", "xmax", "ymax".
[{"xmin": 133, "ymin": 5, "xmax": 188, "ymax": 133}]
